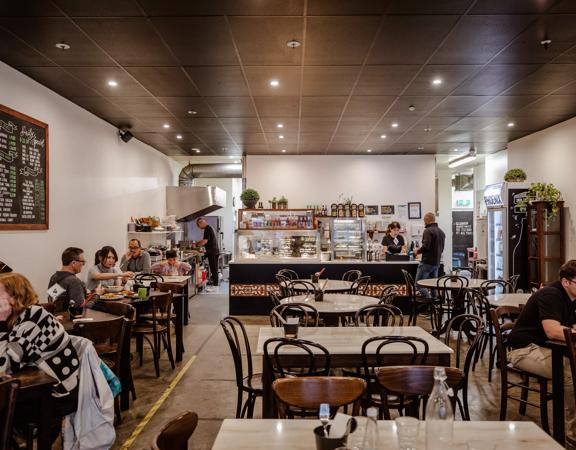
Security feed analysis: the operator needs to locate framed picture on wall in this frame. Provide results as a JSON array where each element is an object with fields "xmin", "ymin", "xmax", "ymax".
[
  {"xmin": 380, "ymin": 205, "xmax": 394, "ymax": 215},
  {"xmin": 365, "ymin": 205, "xmax": 378, "ymax": 215},
  {"xmin": 408, "ymin": 202, "xmax": 421, "ymax": 219}
]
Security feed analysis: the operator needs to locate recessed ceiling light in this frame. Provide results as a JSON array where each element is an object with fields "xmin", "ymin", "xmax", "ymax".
[
  {"xmin": 163, "ymin": 124, "xmax": 170, "ymax": 129},
  {"xmin": 192, "ymin": 148, "xmax": 200, "ymax": 153},
  {"xmin": 281, "ymin": 149, "xmax": 286, "ymax": 153},
  {"xmin": 55, "ymin": 42, "xmax": 70, "ymax": 50},
  {"xmin": 453, "ymin": 148, "xmax": 459, "ymax": 152},
  {"xmin": 269, "ymin": 79, "xmax": 280, "ymax": 87},
  {"xmin": 432, "ymin": 78, "xmax": 443, "ymax": 86},
  {"xmin": 279, "ymin": 135, "xmax": 284, "ymax": 139},
  {"xmin": 507, "ymin": 122, "xmax": 515, "ymax": 127},
  {"xmin": 228, "ymin": 155, "xmax": 234, "ymax": 159},
  {"xmin": 367, "ymin": 149, "xmax": 372, "ymax": 153},
  {"xmin": 286, "ymin": 39, "xmax": 301, "ymax": 48},
  {"xmin": 187, "ymin": 110, "xmax": 197, "ymax": 115},
  {"xmin": 107, "ymin": 80, "xmax": 118, "ymax": 87},
  {"xmin": 277, "ymin": 123, "xmax": 284, "ymax": 129},
  {"xmin": 380, "ymin": 134, "xmax": 387, "ymax": 139},
  {"xmin": 176, "ymin": 134, "xmax": 183, "ymax": 140},
  {"xmin": 424, "ymin": 127, "xmax": 432, "ymax": 132},
  {"xmin": 391, "ymin": 122, "xmax": 399, "ymax": 128},
  {"xmin": 408, "ymin": 105, "xmax": 416, "ymax": 112},
  {"xmin": 417, "ymin": 146, "xmax": 425, "ymax": 150}
]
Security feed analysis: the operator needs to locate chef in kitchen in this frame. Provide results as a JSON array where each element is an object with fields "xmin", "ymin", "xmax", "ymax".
[{"xmin": 120, "ymin": 239, "xmax": 152, "ymax": 273}]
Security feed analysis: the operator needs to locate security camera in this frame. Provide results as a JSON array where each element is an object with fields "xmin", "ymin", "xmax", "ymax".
[{"xmin": 119, "ymin": 129, "xmax": 134, "ymax": 143}]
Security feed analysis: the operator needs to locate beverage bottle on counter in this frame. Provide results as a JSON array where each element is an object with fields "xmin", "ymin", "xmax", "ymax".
[
  {"xmin": 362, "ymin": 407, "xmax": 379, "ymax": 450},
  {"xmin": 426, "ymin": 367, "xmax": 454, "ymax": 450}
]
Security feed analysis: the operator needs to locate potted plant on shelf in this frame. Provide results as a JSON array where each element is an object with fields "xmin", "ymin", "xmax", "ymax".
[
  {"xmin": 504, "ymin": 168, "xmax": 527, "ymax": 183},
  {"xmin": 278, "ymin": 196, "xmax": 288, "ymax": 209},
  {"xmin": 517, "ymin": 182, "xmax": 563, "ymax": 222},
  {"xmin": 269, "ymin": 197, "xmax": 278, "ymax": 209},
  {"xmin": 240, "ymin": 188, "xmax": 260, "ymax": 209}
]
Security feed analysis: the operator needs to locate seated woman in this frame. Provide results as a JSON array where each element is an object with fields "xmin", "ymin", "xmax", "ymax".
[
  {"xmin": 86, "ymin": 245, "xmax": 133, "ymax": 291},
  {"xmin": 151, "ymin": 250, "xmax": 192, "ymax": 276},
  {"xmin": 381, "ymin": 221, "xmax": 406, "ymax": 255},
  {"xmin": 0, "ymin": 272, "xmax": 80, "ymax": 434}
]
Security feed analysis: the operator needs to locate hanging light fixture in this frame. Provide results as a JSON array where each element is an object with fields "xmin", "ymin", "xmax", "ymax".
[{"xmin": 448, "ymin": 148, "xmax": 477, "ymax": 168}]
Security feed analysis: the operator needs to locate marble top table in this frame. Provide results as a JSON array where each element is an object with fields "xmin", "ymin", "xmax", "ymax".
[
  {"xmin": 213, "ymin": 419, "xmax": 563, "ymax": 450},
  {"xmin": 257, "ymin": 326, "xmax": 452, "ymax": 418},
  {"xmin": 486, "ymin": 293, "xmax": 531, "ymax": 307},
  {"xmin": 416, "ymin": 277, "xmax": 487, "ymax": 290},
  {"xmin": 280, "ymin": 293, "xmax": 378, "ymax": 314},
  {"xmin": 281, "ymin": 279, "xmax": 353, "ymax": 293}
]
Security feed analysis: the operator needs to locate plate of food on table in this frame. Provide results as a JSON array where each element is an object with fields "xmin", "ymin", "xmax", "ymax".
[{"xmin": 100, "ymin": 293, "xmax": 124, "ymax": 300}]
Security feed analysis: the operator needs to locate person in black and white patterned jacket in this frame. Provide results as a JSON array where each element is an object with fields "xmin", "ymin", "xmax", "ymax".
[{"xmin": 0, "ymin": 272, "xmax": 80, "ymax": 419}]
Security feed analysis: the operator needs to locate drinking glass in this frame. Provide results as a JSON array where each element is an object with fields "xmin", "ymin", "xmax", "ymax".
[
  {"xmin": 395, "ymin": 416, "xmax": 419, "ymax": 450},
  {"xmin": 319, "ymin": 403, "xmax": 330, "ymax": 437}
]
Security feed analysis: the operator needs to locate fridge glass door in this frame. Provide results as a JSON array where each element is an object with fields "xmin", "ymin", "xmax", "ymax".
[{"xmin": 490, "ymin": 209, "xmax": 505, "ymax": 280}]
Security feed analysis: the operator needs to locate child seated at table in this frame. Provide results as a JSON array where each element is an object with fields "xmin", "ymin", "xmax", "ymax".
[{"xmin": 151, "ymin": 250, "xmax": 192, "ymax": 276}]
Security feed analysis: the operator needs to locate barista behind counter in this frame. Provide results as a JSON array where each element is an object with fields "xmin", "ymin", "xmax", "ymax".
[{"xmin": 381, "ymin": 221, "xmax": 407, "ymax": 255}]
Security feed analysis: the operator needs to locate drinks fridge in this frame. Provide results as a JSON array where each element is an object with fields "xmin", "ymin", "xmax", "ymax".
[{"xmin": 483, "ymin": 182, "xmax": 529, "ymax": 290}]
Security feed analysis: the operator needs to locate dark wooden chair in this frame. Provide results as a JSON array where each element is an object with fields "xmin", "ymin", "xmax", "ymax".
[
  {"xmin": 275, "ymin": 274, "xmax": 291, "ymax": 298},
  {"xmin": 0, "ymin": 379, "xmax": 19, "ymax": 450},
  {"xmin": 490, "ymin": 306, "xmax": 552, "ymax": 432},
  {"xmin": 270, "ymin": 303, "xmax": 319, "ymax": 327},
  {"xmin": 375, "ymin": 366, "xmax": 465, "ymax": 419},
  {"xmin": 263, "ymin": 337, "xmax": 330, "ymax": 378},
  {"xmin": 342, "ymin": 270, "xmax": 362, "ymax": 282},
  {"xmin": 278, "ymin": 269, "xmax": 299, "ymax": 280},
  {"xmin": 273, "ymin": 376, "xmax": 366, "ymax": 419},
  {"xmin": 378, "ymin": 286, "xmax": 398, "ymax": 305},
  {"xmin": 285, "ymin": 280, "xmax": 316, "ymax": 297},
  {"xmin": 469, "ymin": 289, "xmax": 500, "ymax": 382},
  {"xmin": 442, "ymin": 314, "xmax": 484, "ymax": 420},
  {"xmin": 132, "ymin": 292, "xmax": 175, "ymax": 377},
  {"xmin": 481, "ymin": 279, "xmax": 514, "ymax": 295},
  {"xmin": 349, "ymin": 276, "xmax": 370, "ymax": 295},
  {"xmin": 401, "ymin": 269, "xmax": 441, "ymax": 329},
  {"xmin": 270, "ymin": 291, "xmax": 282, "ymax": 307},
  {"xmin": 220, "ymin": 317, "xmax": 262, "ymax": 418},
  {"xmin": 508, "ymin": 274, "xmax": 520, "ymax": 292},
  {"xmin": 355, "ymin": 304, "xmax": 404, "ymax": 327},
  {"xmin": 563, "ymin": 326, "xmax": 576, "ymax": 445},
  {"xmin": 435, "ymin": 275, "xmax": 469, "ymax": 330},
  {"xmin": 151, "ymin": 411, "xmax": 199, "ymax": 450}
]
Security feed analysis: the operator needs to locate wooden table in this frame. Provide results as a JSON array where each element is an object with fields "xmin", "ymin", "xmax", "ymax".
[
  {"xmin": 281, "ymin": 279, "xmax": 353, "ymax": 293},
  {"xmin": 11, "ymin": 368, "xmax": 56, "ymax": 450},
  {"xmin": 158, "ymin": 275, "xmax": 191, "ymax": 326},
  {"xmin": 213, "ymin": 419, "xmax": 563, "ymax": 450},
  {"xmin": 486, "ymin": 293, "xmax": 531, "ymax": 307},
  {"xmin": 257, "ymin": 326, "xmax": 452, "ymax": 417},
  {"xmin": 62, "ymin": 307, "xmax": 119, "ymax": 331}
]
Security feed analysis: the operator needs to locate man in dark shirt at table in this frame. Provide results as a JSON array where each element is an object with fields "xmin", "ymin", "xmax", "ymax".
[
  {"xmin": 194, "ymin": 217, "xmax": 220, "ymax": 289},
  {"xmin": 508, "ymin": 260, "xmax": 576, "ymax": 443},
  {"xmin": 47, "ymin": 247, "xmax": 87, "ymax": 312},
  {"xmin": 414, "ymin": 212, "xmax": 445, "ymax": 298}
]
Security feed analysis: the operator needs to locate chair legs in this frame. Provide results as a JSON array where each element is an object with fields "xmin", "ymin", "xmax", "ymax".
[
  {"xmin": 236, "ymin": 389, "xmax": 257, "ymax": 419},
  {"xmin": 538, "ymin": 379, "xmax": 550, "ymax": 433}
]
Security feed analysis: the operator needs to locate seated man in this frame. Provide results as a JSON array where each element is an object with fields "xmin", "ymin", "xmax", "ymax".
[
  {"xmin": 47, "ymin": 247, "xmax": 87, "ymax": 312},
  {"xmin": 151, "ymin": 250, "xmax": 192, "ymax": 276},
  {"xmin": 508, "ymin": 260, "xmax": 576, "ymax": 442},
  {"xmin": 120, "ymin": 239, "xmax": 151, "ymax": 273}
]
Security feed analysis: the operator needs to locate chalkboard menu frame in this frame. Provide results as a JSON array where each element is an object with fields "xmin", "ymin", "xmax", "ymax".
[{"xmin": 0, "ymin": 104, "xmax": 49, "ymax": 230}]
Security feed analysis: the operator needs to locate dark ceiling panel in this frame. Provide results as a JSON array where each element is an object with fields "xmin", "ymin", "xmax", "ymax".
[
  {"xmin": 125, "ymin": 67, "xmax": 199, "ymax": 96},
  {"xmin": 74, "ymin": 19, "xmax": 177, "ymax": 66},
  {"xmin": 259, "ymin": 118, "xmax": 299, "ymax": 132},
  {"xmin": 228, "ymin": 133, "xmax": 267, "ymax": 145},
  {"xmin": 469, "ymin": 0, "xmax": 557, "ymax": 14},
  {"xmin": 138, "ymin": 0, "xmax": 305, "ymax": 16},
  {"xmin": 556, "ymin": 80, "xmax": 576, "ymax": 95},
  {"xmin": 220, "ymin": 118, "xmax": 263, "ymax": 133},
  {"xmin": 514, "ymin": 95, "xmax": 576, "ymax": 117},
  {"xmin": 156, "ymin": 97, "xmax": 214, "ymax": 118},
  {"xmin": 108, "ymin": 97, "xmax": 171, "ymax": 117},
  {"xmin": 181, "ymin": 118, "xmax": 228, "ymax": 134},
  {"xmin": 0, "ymin": 27, "xmax": 55, "ymax": 67},
  {"xmin": 66, "ymin": 66, "xmax": 150, "ymax": 96},
  {"xmin": 253, "ymin": 97, "xmax": 300, "ymax": 117},
  {"xmin": 303, "ymin": 66, "xmax": 361, "ymax": 96},
  {"xmin": 185, "ymin": 67, "xmax": 249, "ymax": 97},
  {"xmin": 355, "ymin": 65, "xmax": 419, "ymax": 95},
  {"xmin": 307, "ymin": 0, "xmax": 391, "ymax": 15},
  {"xmin": 469, "ymin": 95, "xmax": 541, "ymax": 116},
  {"xmin": 138, "ymin": 118, "xmax": 188, "ymax": 133},
  {"xmin": 343, "ymin": 96, "xmax": 396, "ymax": 118},
  {"xmin": 152, "ymin": 17, "xmax": 238, "ymax": 66},
  {"xmin": 453, "ymin": 64, "xmax": 541, "ymax": 96},
  {"xmin": 301, "ymin": 97, "xmax": 348, "ymax": 117},
  {"xmin": 404, "ymin": 64, "xmax": 481, "ymax": 96},
  {"xmin": 445, "ymin": 117, "xmax": 500, "ymax": 131},
  {"xmin": 229, "ymin": 17, "xmax": 303, "ymax": 66},
  {"xmin": 0, "ymin": 18, "xmax": 116, "ymax": 66},
  {"xmin": 368, "ymin": 15, "xmax": 458, "ymax": 65},
  {"xmin": 430, "ymin": 15, "xmax": 537, "ymax": 65},
  {"xmin": 429, "ymin": 96, "xmax": 494, "ymax": 116},
  {"xmin": 300, "ymin": 118, "xmax": 339, "ymax": 133},
  {"xmin": 71, "ymin": 96, "xmax": 132, "ymax": 119},
  {"xmin": 387, "ymin": 0, "xmax": 474, "ymax": 14},
  {"xmin": 264, "ymin": 132, "xmax": 297, "ymax": 145},
  {"xmin": 53, "ymin": 0, "xmax": 144, "ymax": 17},
  {"xmin": 0, "ymin": 1, "xmax": 63, "ymax": 17},
  {"xmin": 386, "ymin": 96, "xmax": 444, "ymax": 117},
  {"xmin": 504, "ymin": 64, "xmax": 576, "ymax": 95},
  {"xmin": 17, "ymin": 66, "xmax": 99, "ymax": 97},
  {"xmin": 244, "ymin": 66, "xmax": 301, "ymax": 96},
  {"xmin": 305, "ymin": 16, "xmax": 381, "ymax": 65},
  {"xmin": 205, "ymin": 97, "xmax": 257, "ymax": 117}
]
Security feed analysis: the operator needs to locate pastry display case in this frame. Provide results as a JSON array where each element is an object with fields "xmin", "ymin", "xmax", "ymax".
[{"xmin": 331, "ymin": 218, "xmax": 366, "ymax": 261}]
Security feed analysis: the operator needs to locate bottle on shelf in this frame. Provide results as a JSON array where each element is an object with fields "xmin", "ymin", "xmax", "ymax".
[{"xmin": 425, "ymin": 367, "xmax": 454, "ymax": 450}]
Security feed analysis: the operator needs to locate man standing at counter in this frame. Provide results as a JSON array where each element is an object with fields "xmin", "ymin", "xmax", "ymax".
[
  {"xmin": 194, "ymin": 217, "xmax": 220, "ymax": 288},
  {"xmin": 414, "ymin": 212, "xmax": 445, "ymax": 298},
  {"xmin": 120, "ymin": 239, "xmax": 151, "ymax": 273}
]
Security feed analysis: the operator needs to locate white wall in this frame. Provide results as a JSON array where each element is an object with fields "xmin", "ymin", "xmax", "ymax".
[
  {"xmin": 508, "ymin": 117, "xmax": 576, "ymax": 259},
  {"xmin": 485, "ymin": 150, "xmax": 508, "ymax": 185},
  {"xmin": 0, "ymin": 61, "xmax": 180, "ymax": 293}
]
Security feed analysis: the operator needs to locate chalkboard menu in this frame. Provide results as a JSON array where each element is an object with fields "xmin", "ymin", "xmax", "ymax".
[
  {"xmin": 452, "ymin": 210, "xmax": 474, "ymax": 267},
  {"xmin": 0, "ymin": 104, "xmax": 49, "ymax": 230}
]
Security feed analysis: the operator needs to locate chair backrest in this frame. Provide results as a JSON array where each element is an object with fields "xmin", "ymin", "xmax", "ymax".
[
  {"xmin": 263, "ymin": 337, "xmax": 331, "ymax": 378},
  {"xmin": 481, "ymin": 279, "xmax": 513, "ymax": 295},
  {"xmin": 490, "ymin": 305, "xmax": 522, "ymax": 374},
  {"xmin": 378, "ymin": 286, "xmax": 398, "ymax": 305},
  {"xmin": 156, "ymin": 282, "xmax": 186, "ymax": 294},
  {"xmin": 443, "ymin": 314, "xmax": 485, "ymax": 371},
  {"xmin": 96, "ymin": 301, "xmax": 136, "ymax": 321},
  {"xmin": 342, "ymin": 270, "xmax": 362, "ymax": 282},
  {"xmin": 135, "ymin": 273, "xmax": 164, "ymax": 284},
  {"xmin": 563, "ymin": 328, "xmax": 576, "ymax": 396},
  {"xmin": 361, "ymin": 336, "xmax": 429, "ymax": 380},
  {"xmin": 0, "ymin": 379, "xmax": 19, "ymax": 450},
  {"xmin": 508, "ymin": 274, "xmax": 520, "ymax": 292},
  {"xmin": 401, "ymin": 269, "xmax": 416, "ymax": 299},
  {"xmin": 278, "ymin": 269, "xmax": 299, "ymax": 280},
  {"xmin": 451, "ymin": 267, "xmax": 474, "ymax": 278},
  {"xmin": 436, "ymin": 275, "xmax": 468, "ymax": 302},
  {"xmin": 272, "ymin": 376, "xmax": 366, "ymax": 418},
  {"xmin": 151, "ymin": 411, "xmax": 199, "ymax": 450},
  {"xmin": 270, "ymin": 303, "xmax": 320, "ymax": 327},
  {"xmin": 286, "ymin": 280, "xmax": 316, "ymax": 297},
  {"xmin": 74, "ymin": 316, "xmax": 126, "ymax": 374},
  {"xmin": 220, "ymin": 317, "xmax": 255, "ymax": 390},
  {"xmin": 376, "ymin": 366, "xmax": 465, "ymax": 418},
  {"xmin": 349, "ymin": 276, "xmax": 370, "ymax": 295},
  {"xmin": 270, "ymin": 291, "xmax": 282, "ymax": 307},
  {"xmin": 275, "ymin": 274, "xmax": 291, "ymax": 298},
  {"xmin": 355, "ymin": 304, "xmax": 404, "ymax": 327}
]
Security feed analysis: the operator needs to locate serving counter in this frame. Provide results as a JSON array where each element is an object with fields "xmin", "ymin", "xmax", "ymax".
[{"xmin": 229, "ymin": 259, "xmax": 419, "ymax": 315}]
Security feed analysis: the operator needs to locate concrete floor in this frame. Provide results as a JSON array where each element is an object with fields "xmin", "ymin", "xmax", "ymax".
[{"xmin": 111, "ymin": 282, "xmax": 549, "ymax": 450}]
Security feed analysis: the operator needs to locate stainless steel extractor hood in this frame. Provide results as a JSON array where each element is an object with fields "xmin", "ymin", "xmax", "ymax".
[{"xmin": 165, "ymin": 186, "xmax": 226, "ymax": 222}]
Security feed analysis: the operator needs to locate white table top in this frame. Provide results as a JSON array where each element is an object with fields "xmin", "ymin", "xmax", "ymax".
[
  {"xmin": 416, "ymin": 277, "xmax": 486, "ymax": 289},
  {"xmin": 212, "ymin": 419, "xmax": 562, "ymax": 450},
  {"xmin": 280, "ymin": 293, "xmax": 378, "ymax": 313},
  {"xmin": 486, "ymin": 293, "xmax": 531, "ymax": 307},
  {"xmin": 256, "ymin": 326, "xmax": 452, "ymax": 356},
  {"xmin": 282, "ymin": 279, "xmax": 353, "ymax": 292},
  {"xmin": 162, "ymin": 275, "xmax": 191, "ymax": 283}
]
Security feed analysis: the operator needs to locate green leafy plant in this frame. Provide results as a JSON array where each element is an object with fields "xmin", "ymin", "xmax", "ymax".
[
  {"xmin": 278, "ymin": 196, "xmax": 288, "ymax": 209},
  {"xmin": 240, "ymin": 188, "xmax": 260, "ymax": 208},
  {"xmin": 504, "ymin": 168, "xmax": 527, "ymax": 182},
  {"xmin": 517, "ymin": 182, "xmax": 562, "ymax": 222}
]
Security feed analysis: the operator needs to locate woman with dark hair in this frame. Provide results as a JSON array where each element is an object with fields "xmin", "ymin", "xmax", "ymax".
[
  {"xmin": 86, "ymin": 246, "xmax": 133, "ymax": 291},
  {"xmin": 381, "ymin": 221, "xmax": 406, "ymax": 255}
]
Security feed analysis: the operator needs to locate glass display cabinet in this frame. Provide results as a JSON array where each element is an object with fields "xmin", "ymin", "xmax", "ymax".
[
  {"xmin": 331, "ymin": 218, "xmax": 365, "ymax": 261},
  {"xmin": 238, "ymin": 208, "xmax": 314, "ymax": 230}
]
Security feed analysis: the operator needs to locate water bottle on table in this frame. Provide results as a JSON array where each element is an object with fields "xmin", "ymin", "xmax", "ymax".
[{"xmin": 425, "ymin": 367, "xmax": 454, "ymax": 450}]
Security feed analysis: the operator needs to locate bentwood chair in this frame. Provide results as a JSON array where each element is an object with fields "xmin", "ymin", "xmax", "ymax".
[
  {"xmin": 0, "ymin": 379, "xmax": 19, "ymax": 450},
  {"xmin": 508, "ymin": 274, "xmax": 520, "ymax": 292},
  {"xmin": 342, "ymin": 270, "xmax": 362, "ymax": 282},
  {"xmin": 349, "ymin": 276, "xmax": 371, "ymax": 295},
  {"xmin": 355, "ymin": 304, "xmax": 404, "ymax": 327},
  {"xmin": 401, "ymin": 269, "xmax": 441, "ymax": 330},
  {"xmin": 278, "ymin": 269, "xmax": 299, "ymax": 280},
  {"xmin": 151, "ymin": 411, "xmax": 199, "ymax": 450},
  {"xmin": 270, "ymin": 303, "xmax": 320, "ymax": 327},
  {"xmin": 263, "ymin": 337, "xmax": 331, "ymax": 378},
  {"xmin": 285, "ymin": 280, "xmax": 316, "ymax": 297},
  {"xmin": 435, "ymin": 275, "xmax": 469, "ymax": 331},
  {"xmin": 273, "ymin": 376, "xmax": 366, "ymax": 419},
  {"xmin": 378, "ymin": 286, "xmax": 398, "ymax": 305},
  {"xmin": 220, "ymin": 317, "xmax": 263, "ymax": 418}
]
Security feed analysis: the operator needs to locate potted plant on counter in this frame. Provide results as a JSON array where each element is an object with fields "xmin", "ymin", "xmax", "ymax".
[
  {"xmin": 517, "ymin": 182, "xmax": 563, "ymax": 222},
  {"xmin": 504, "ymin": 168, "xmax": 527, "ymax": 183},
  {"xmin": 240, "ymin": 188, "xmax": 260, "ymax": 209},
  {"xmin": 278, "ymin": 196, "xmax": 288, "ymax": 209}
]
